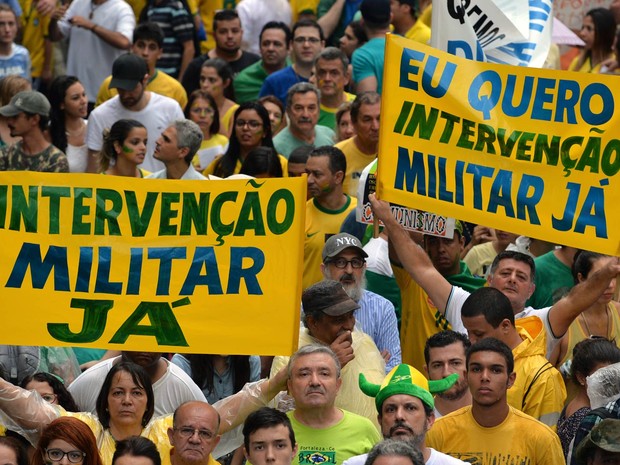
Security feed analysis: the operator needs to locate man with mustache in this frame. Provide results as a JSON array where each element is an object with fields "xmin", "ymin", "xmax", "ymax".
[
  {"xmin": 284, "ymin": 343, "xmax": 381, "ymax": 465},
  {"xmin": 273, "ymin": 83, "xmax": 335, "ymax": 158},
  {"xmin": 321, "ymin": 232, "xmax": 401, "ymax": 372},
  {"xmin": 343, "ymin": 364, "xmax": 466, "ymax": 465},
  {"xmin": 270, "ymin": 280, "xmax": 385, "ymax": 426}
]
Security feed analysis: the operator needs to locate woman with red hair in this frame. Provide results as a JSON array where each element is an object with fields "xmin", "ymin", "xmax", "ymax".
[{"xmin": 32, "ymin": 417, "xmax": 103, "ymax": 465}]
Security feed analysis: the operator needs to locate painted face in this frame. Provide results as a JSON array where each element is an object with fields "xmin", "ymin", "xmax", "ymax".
[
  {"xmin": 244, "ymin": 425, "xmax": 297, "ymax": 465},
  {"xmin": 234, "ymin": 109, "xmax": 264, "ymax": 151},
  {"xmin": 132, "ymin": 39, "xmax": 162, "ymax": 70},
  {"xmin": 200, "ymin": 67, "xmax": 227, "ymax": 99},
  {"xmin": 339, "ymin": 25, "xmax": 359, "ymax": 58},
  {"xmin": 424, "ymin": 234, "xmax": 463, "ymax": 276},
  {"xmin": 260, "ymin": 28, "xmax": 289, "ymax": 69},
  {"xmin": 115, "ymin": 127, "xmax": 147, "ymax": 166},
  {"xmin": 0, "ymin": 11, "xmax": 17, "ymax": 46},
  {"xmin": 106, "ymin": 370, "xmax": 148, "ymax": 429},
  {"xmin": 45, "ymin": 439, "xmax": 85, "ymax": 465},
  {"xmin": 261, "ymin": 101, "xmax": 283, "ymax": 135},
  {"xmin": 315, "ymin": 58, "xmax": 348, "ymax": 98},
  {"xmin": 487, "ymin": 258, "xmax": 534, "ymax": 312},
  {"xmin": 426, "ymin": 342, "xmax": 469, "ymax": 401},
  {"xmin": 336, "ymin": 110, "xmax": 355, "ymax": 142},
  {"xmin": 189, "ymin": 97, "xmax": 215, "ymax": 134},
  {"xmin": 353, "ymin": 102, "xmax": 381, "ymax": 148},
  {"xmin": 467, "ymin": 350, "xmax": 514, "ymax": 408},
  {"xmin": 305, "ymin": 155, "xmax": 340, "ymax": 199},
  {"xmin": 322, "ymin": 249, "xmax": 366, "ymax": 301},
  {"xmin": 291, "ymin": 26, "xmax": 323, "ymax": 66},
  {"xmin": 379, "ymin": 394, "xmax": 432, "ymax": 443},
  {"xmin": 287, "ymin": 353, "xmax": 342, "ymax": 410},
  {"xmin": 24, "ymin": 380, "xmax": 58, "ymax": 404},
  {"xmin": 62, "ymin": 81, "xmax": 88, "ymax": 119},
  {"xmin": 214, "ymin": 18, "xmax": 242, "ymax": 54},
  {"xmin": 287, "ymin": 92, "xmax": 319, "ymax": 135},
  {"xmin": 167, "ymin": 403, "xmax": 221, "ymax": 464}
]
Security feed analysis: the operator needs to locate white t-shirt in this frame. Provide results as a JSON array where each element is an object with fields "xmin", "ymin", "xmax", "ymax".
[
  {"xmin": 237, "ymin": 0, "xmax": 291, "ymax": 55},
  {"xmin": 68, "ymin": 355, "xmax": 207, "ymax": 416},
  {"xmin": 146, "ymin": 166, "xmax": 207, "ymax": 180},
  {"xmin": 57, "ymin": 0, "xmax": 135, "ymax": 102},
  {"xmin": 86, "ymin": 92, "xmax": 184, "ymax": 172},
  {"xmin": 342, "ymin": 448, "xmax": 467, "ymax": 465}
]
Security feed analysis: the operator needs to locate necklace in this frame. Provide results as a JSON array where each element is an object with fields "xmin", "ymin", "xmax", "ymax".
[
  {"xmin": 89, "ymin": 0, "xmax": 104, "ymax": 19},
  {"xmin": 65, "ymin": 121, "xmax": 86, "ymax": 138},
  {"xmin": 580, "ymin": 305, "xmax": 610, "ymax": 339}
]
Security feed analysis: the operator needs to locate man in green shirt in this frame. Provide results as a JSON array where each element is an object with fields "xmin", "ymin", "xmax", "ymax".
[{"xmin": 233, "ymin": 21, "xmax": 291, "ymax": 103}]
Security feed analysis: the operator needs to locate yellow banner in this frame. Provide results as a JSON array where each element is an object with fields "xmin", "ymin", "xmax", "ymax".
[
  {"xmin": 0, "ymin": 172, "xmax": 305, "ymax": 355},
  {"xmin": 377, "ymin": 34, "xmax": 620, "ymax": 256}
]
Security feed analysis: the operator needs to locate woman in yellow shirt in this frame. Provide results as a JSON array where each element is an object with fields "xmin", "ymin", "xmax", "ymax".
[{"xmin": 569, "ymin": 8, "xmax": 615, "ymax": 73}]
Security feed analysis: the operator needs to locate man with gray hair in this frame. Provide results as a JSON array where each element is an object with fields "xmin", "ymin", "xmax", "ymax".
[
  {"xmin": 365, "ymin": 440, "xmax": 424, "ymax": 465},
  {"xmin": 314, "ymin": 47, "xmax": 354, "ymax": 131},
  {"xmin": 284, "ymin": 342, "xmax": 381, "ymax": 465},
  {"xmin": 273, "ymin": 82, "xmax": 335, "ymax": 158},
  {"xmin": 148, "ymin": 119, "xmax": 207, "ymax": 180},
  {"xmin": 271, "ymin": 280, "xmax": 385, "ymax": 427}
]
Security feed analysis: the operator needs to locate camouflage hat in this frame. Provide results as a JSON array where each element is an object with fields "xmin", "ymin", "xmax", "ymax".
[{"xmin": 576, "ymin": 418, "xmax": 620, "ymax": 461}]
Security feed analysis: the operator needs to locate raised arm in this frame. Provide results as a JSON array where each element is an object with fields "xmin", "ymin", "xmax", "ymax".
[
  {"xmin": 370, "ymin": 193, "xmax": 453, "ymax": 312},
  {"xmin": 548, "ymin": 256, "xmax": 620, "ymax": 338},
  {"xmin": 0, "ymin": 377, "xmax": 60, "ymax": 431}
]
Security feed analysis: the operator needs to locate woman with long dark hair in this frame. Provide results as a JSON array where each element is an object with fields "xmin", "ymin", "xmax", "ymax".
[
  {"xmin": 569, "ymin": 8, "xmax": 616, "ymax": 73},
  {"xmin": 48, "ymin": 76, "xmax": 89, "ymax": 172},
  {"xmin": 200, "ymin": 58, "xmax": 237, "ymax": 138}
]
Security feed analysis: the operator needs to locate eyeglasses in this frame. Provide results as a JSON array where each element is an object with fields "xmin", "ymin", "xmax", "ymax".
[
  {"xmin": 45, "ymin": 450, "xmax": 86, "ymax": 464},
  {"xmin": 293, "ymin": 36, "xmax": 321, "ymax": 44},
  {"xmin": 235, "ymin": 119, "xmax": 262, "ymax": 129},
  {"xmin": 41, "ymin": 393, "xmax": 57, "ymax": 403},
  {"xmin": 327, "ymin": 257, "xmax": 365, "ymax": 269},
  {"xmin": 175, "ymin": 427, "xmax": 216, "ymax": 440}
]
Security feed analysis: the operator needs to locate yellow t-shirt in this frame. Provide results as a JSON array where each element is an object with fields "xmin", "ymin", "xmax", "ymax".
[
  {"xmin": 220, "ymin": 104, "xmax": 239, "ymax": 137},
  {"xmin": 405, "ymin": 19, "xmax": 431, "ymax": 44},
  {"xmin": 427, "ymin": 406, "xmax": 564, "ymax": 465},
  {"xmin": 20, "ymin": 0, "xmax": 52, "ymax": 78},
  {"xmin": 96, "ymin": 71, "xmax": 188, "ymax": 109},
  {"xmin": 302, "ymin": 195, "xmax": 357, "ymax": 290},
  {"xmin": 290, "ymin": 0, "xmax": 319, "ymax": 22},
  {"xmin": 335, "ymin": 137, "xmax": 377, "ymax": 198},
  {"xmin": 192, "ymin": 133, "xmax": 229, "ymax": 170}
]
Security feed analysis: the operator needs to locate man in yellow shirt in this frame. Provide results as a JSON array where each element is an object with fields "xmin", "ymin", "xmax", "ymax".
[
  {"xmin": 389, "ymin": 0, "xmax": 430, "ymax": 44},
  {"xmin": 335, "ymin": 92, "xmax": 380, "ymax": 197},
  {"xmin": 96, "ymin": 22, "xmax": 188, "ymax": 109}
]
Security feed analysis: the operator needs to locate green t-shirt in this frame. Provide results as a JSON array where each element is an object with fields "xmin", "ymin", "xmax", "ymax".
[
  {"xmin": 289, "ymin": 410, "xmax": 380, "ymax": 465},
  {"xmin": 526, "ymin": 250, "xmax": 574, "ymax": 309}
]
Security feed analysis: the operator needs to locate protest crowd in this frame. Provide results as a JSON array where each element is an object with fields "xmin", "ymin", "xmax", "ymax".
[{"xmin": 0, "ymin": 0, "xmax": 618, "ymax": 464}]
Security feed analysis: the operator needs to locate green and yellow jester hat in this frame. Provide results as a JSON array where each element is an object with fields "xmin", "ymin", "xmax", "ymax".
[{"xmin": 359, "ymin": 364, "xmax": 459, "ymax": 411}]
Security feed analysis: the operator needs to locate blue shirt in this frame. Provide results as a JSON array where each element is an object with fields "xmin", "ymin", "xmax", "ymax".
[{"xmin": 259, "ymin": 65, "xmax": 308, "ymax": 106}]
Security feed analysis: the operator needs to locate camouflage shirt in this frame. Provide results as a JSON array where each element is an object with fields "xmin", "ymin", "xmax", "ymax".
[{"xmin": 0, "ymin": 141, "xmax": 69, "ymax": 172}]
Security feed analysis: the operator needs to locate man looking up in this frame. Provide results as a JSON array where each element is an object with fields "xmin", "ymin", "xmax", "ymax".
[
  {"xmin": 303, "ymin": 146, "xmax": 356, "ymax": 290},
  {"xmin": 259, "ymin": 19, "xmax": 325, "ymax": 106},
  {"xmin": 234, "ymin": 22, "xmax": 291, "ymax": 103},
  {"xmin": 148, "ymin": 120, "xmax": 206, "ymax": 180},
  {"xmin": 424, "ymin": 331, "xmax": 472, "ymax": 418},
  {"xmin": 273, "ymin": 83, "xmax": 335, "ymax": 158},
  {"xmin": 427, "ymin": 338, "xmax": 564, "ymax": 465},
  {"xmin": 321, "ymin": 232, "xmax": 401, "ymax": 372},
  {"xmin": 270, "ymin": 280, "xmax": 385, "ymax": 425}
]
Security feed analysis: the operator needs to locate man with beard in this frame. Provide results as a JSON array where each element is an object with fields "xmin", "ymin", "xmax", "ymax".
[
  {"xmin": 321, "ymin": 233, "xmax": 401, "ymax": 372},
  {"xmin": 68, "ymin": 351, "xmax": 206, "ymax": 415},
  {"xmin": 343, "ymin": 364, "xmax": 466, "ymax": 465},
  {"xmin": 86, "ymin": 54, "xmax": 184, "ymax": 173},
  {"xmin": 270, "ymin": 280, "xmax": 385, "ymax": 427},
  {"xmin": 273, "ymin": 83, "xmax": 335, "ymax": 158},
  {"xmin": 423, "ymin": 331, "xmax": 472, "ymax": 418}
]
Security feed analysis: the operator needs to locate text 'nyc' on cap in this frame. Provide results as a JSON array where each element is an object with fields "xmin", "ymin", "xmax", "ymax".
[{"xmin": 109, "ymin": 54, "xmax": 148, "ymax": 90}]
